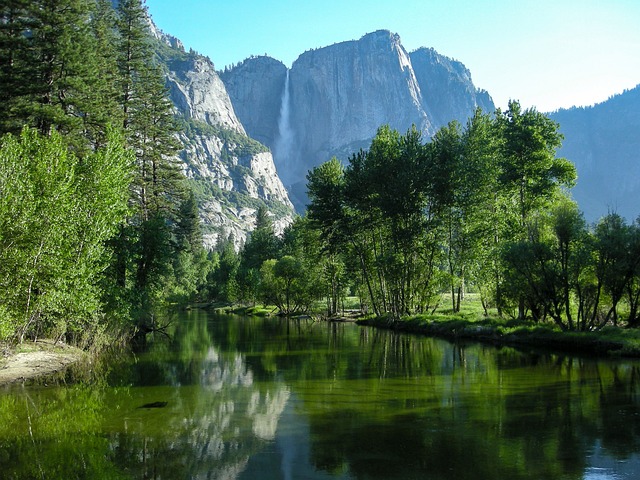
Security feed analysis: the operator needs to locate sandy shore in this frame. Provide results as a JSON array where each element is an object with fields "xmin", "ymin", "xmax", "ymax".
[{"xmin": 0, "ymin": 340, "xmax": 85, "ymax": 386}]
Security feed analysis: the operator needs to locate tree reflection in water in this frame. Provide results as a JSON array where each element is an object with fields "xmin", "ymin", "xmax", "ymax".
[{"xmin": 1, "ymin": 312, "xmax": 640, "ymax": 479}]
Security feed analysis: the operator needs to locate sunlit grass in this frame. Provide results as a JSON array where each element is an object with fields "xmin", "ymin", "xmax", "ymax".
[
  {"xmin": 358, "ymin": 294, "xmax": 640, "ymax": 358},
  {"xmin": 210, "ymin": 293, "xmax": 640, "ymax": 357}
]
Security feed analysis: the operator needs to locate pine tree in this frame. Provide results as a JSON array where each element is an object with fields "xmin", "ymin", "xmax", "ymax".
[
  {"xmin": 116, "ymin": 0, "xmax": 182, "ymax": 219},
  {"xmin": 175, "ymin": 190, "xmax": 204, "ymax": 253},
  {"xmin": 114, "ymin": 0, "xmax": 187, "ymax": 314},
  {"xmin": 0, "ymin": 0, "xmax": 121, "ymax": 150},
  {"xmin": 0, "ymin": 0, "xmax": 36, "ymax": 135},
  {"xmin": 83, "ymin": 0, "xmax": 124, "ymax": 147}
]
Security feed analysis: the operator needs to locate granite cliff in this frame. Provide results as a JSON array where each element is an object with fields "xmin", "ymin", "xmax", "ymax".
[
  {"xmin": 222, "ymin": 30, "xmax": 494, "ymax": 210},
  {"xmin": 152, "ymin": 17, "xmax": 639, "ymax": 228},
  {"xmin": 409, "ymin": 47, "xmax": 494, "ymax": 128},
  {"xmin": 219, "ymin": 56, "xmax": 288, "ymax": 148},
  {"xmin": 152, "ymin": 26, "xmax": 294, "ymax": 248}
]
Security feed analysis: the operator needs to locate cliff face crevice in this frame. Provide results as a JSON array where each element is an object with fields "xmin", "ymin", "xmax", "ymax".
[{"xmin": 222, "ymin": 30, "xmax": 494, "ymax": 210}]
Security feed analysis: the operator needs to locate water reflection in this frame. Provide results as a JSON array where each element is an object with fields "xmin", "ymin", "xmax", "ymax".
[
  {"xmin": 0, "ymin": 312, "xmax": 291, "ymax": 479},
  {"xmin": 1, "ymin": 312, "xmax": 640, "ymax": 479}
]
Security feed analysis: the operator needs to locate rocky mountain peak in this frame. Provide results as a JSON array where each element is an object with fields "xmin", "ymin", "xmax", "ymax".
[
  {"xmin": 220, "ymin": 56, "xmax": 287, "ymax": 147},
  {"xmin": 223, "ymin": 30, "xmax": 492, "ymax": 210},
  {"xmin": 409, "ymin": 47, "xmax": 494, "ymax": 128},
  {"xmin": 148, "ymin": 19, "xmax": 184, "ymax": 52},
  {"xmin": 146, "ymin": 19, "xmax": 294, "ymax": 248},
  {"xmin": 165, "ymin": 53, "xmax": 246, "ymax": 133}
]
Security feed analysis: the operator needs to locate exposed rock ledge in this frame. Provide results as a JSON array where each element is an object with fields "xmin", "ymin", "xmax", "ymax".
[{"xmin": 0, "ymin": 340, "xmax": 84, "ymax": 386}]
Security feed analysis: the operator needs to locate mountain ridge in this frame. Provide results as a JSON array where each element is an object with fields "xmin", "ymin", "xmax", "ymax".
[
  {"xmin": 550, "ymin": 84, "xmax": 640, "ymax": 222},
  {"xmin": 149, "ymin": 21, "xmax": 294, "ymax": 248},
  {"xmin": 152, "ymin": 14, "xmax": 639, "ymax": 228},
  {"xmin": 222, "ymin": 29, "xmax": 494, "ymax": 210}
]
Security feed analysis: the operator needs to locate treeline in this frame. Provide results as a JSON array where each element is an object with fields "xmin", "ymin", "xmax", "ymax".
[
  {"xmin": 303, "ymin": 105, "xmax": 640, "ymax": 330},
  {"xmin": 0, "ymin": 0, "xmax": 208, "ymax": 346},
  {"xmin": 204, "ymin": 103, "xmax": 640, "ymax": 332},
  {"xmin": 3, "ymin": 2, "xmax": 638, "ymax": 347}
]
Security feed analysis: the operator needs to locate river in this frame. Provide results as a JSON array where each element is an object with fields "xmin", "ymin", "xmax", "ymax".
[{"xmin": 1, "ymin": 310, "xmax": 640, "ymax": 479}]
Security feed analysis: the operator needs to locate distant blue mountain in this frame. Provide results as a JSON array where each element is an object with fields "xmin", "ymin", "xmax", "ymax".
[{"xmin": 550, "ymin": 85, "xmax": 640, "ymax": 223}]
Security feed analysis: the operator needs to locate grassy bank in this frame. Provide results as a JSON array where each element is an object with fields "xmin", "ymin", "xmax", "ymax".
[
  {"xmin": 358, "ymin": 313, "xmax": 640, "ymax": 358},
  {"xmin": 207, "ymin": 302, "xmax": 277, "ymax": 317},
  {"xmin": 205, "ymin": 295, "xmax": 640, "ymax": 358}
]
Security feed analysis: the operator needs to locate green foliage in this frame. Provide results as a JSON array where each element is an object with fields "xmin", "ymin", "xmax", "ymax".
[
  {"xmin": 495, "ymin": 100, "xmax": 576, "ymax": 231},
  {"xmin": 0, "ymin": 0, "xmax": 212, "ymax": 345},
  {"xmin": 204, "ymin": 214, "xmax": 325, "ymax": 315},
  {"xmin": 205, "ymin": 239, "xmax": 239, "ymax": 303},
  {"xmin": 259, "ymin": 256, "xmax": 321, "ymax": 315},
  {"xmin": 0, "ymin": 128, "xmax": 132, "ymax": 343},
  {"xmin": 306, "ymin": 156, "xmax": 345, "ymax": 250},
  {"xmin": 0, "ymin": 0, "xmax": 122, "ymax": 151},
  {"xmin": 303, "ymin": 102, "xmax": 640, "ymax": 332}
]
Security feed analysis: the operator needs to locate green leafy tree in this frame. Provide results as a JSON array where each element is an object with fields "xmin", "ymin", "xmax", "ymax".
[
  {"xmin": 496, "ymin": 100, "xmax": 576, "ymax": 231},
  {"xmin": 237, "ymin": 206, "xmax": 280, "ymax": 304},
  {"xmin": 0, "ymin": 128, "xmax": 131, "ymax": 344},
  {"xmin": 502, "ymin": 198, "xmax": 589, "ymax": 330},
  {"xmin": 306, "ymin": 157, "xmax": 346, "ymax": 254},
  {"xmin": 460, "ymin": 110, "xmax": 503, "ymax": 315},
  {"xmin": 496, "ymin": 100, "xmax": 576, "ymax": 318},
  {"xmin": 625, "ymin": 221, "xmax": 640, "ymax": 327},
  {"xmin": 342, "ymin": 125, "xmax": 437, "ymax": 317},
  {"xmin": 428, "ymin": 121, "xmax": 467, "ymax": 311},
  {"xmin": 206, "ymin": 238, "xmax": 240, "ymax": 303},
  {"xmin": 592, "ymin": 214, "xmax": 635, "ymax": 327},
  {"xmin": 259, "ymin": 256, "xmax": 321, "ymax": 315},
  {"xmin": 306, "ymin": 158, "xmax": 349, "ymax": 315}
]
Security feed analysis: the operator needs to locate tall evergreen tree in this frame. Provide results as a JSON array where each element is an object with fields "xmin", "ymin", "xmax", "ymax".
[
  {"xmin": 175, "ymin": 190, "xmax": 203, "ymax": 252},
  {"xmin": 84, "ymin": 0, "xmax": 124, "ymax": 147},
  {"xmin": 116, "ymin": 0, "xmax": 182, "ymax": 218},
  {"xmin": 0, "ymin": 0, "xmax": 120, "ymax": 150},
  {"xmin": 113, "ymin": 0, "xmax": 186, "ymax": 316},
  {"xmin": 0, "ymin": 0, "xmax": 35, "ymax": 135}
]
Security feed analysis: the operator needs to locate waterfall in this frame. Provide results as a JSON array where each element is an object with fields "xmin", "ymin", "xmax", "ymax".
[{"xmin": 274, "ymin": 70, "xmax": 293, "ymax": 176}]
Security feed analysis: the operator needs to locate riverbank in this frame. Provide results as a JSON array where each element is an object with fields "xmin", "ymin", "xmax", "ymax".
[
  {"xmin": 357, "ymin": 315, "xmax": 640, "ymax": 358},
  {"xmin": 177, "ymin": 301, "xmax": 640, "ymax": 358},
  {"xmin": 0, "ymin": 340, "xmax": 85, "ymax": 386}
]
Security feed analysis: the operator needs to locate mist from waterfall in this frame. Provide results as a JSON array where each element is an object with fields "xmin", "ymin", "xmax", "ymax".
[{"xmin": 274, "ymin": 70, "xmax": 294, "ymax": 179}]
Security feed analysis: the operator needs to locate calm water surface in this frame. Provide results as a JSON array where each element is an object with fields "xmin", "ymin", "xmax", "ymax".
[{"xmin": 1, "ymin": 311, "xmax": 640, "ymax": 479}]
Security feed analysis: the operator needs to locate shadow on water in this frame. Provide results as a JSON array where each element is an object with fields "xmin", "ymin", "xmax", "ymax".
[{"xmin": 1, "ymin": 310, "xmax": 640, "ymax": 479}]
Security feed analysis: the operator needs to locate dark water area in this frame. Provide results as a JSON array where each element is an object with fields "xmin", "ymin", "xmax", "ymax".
[{"xmin": 1, "ymin": 310, "xmax": 640, "ymax": 479}]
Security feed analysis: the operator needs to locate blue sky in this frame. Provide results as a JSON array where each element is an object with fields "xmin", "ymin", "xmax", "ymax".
[{"xmin": 145, "ymin": 0, "xmax": 640, "ymax": 112}]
